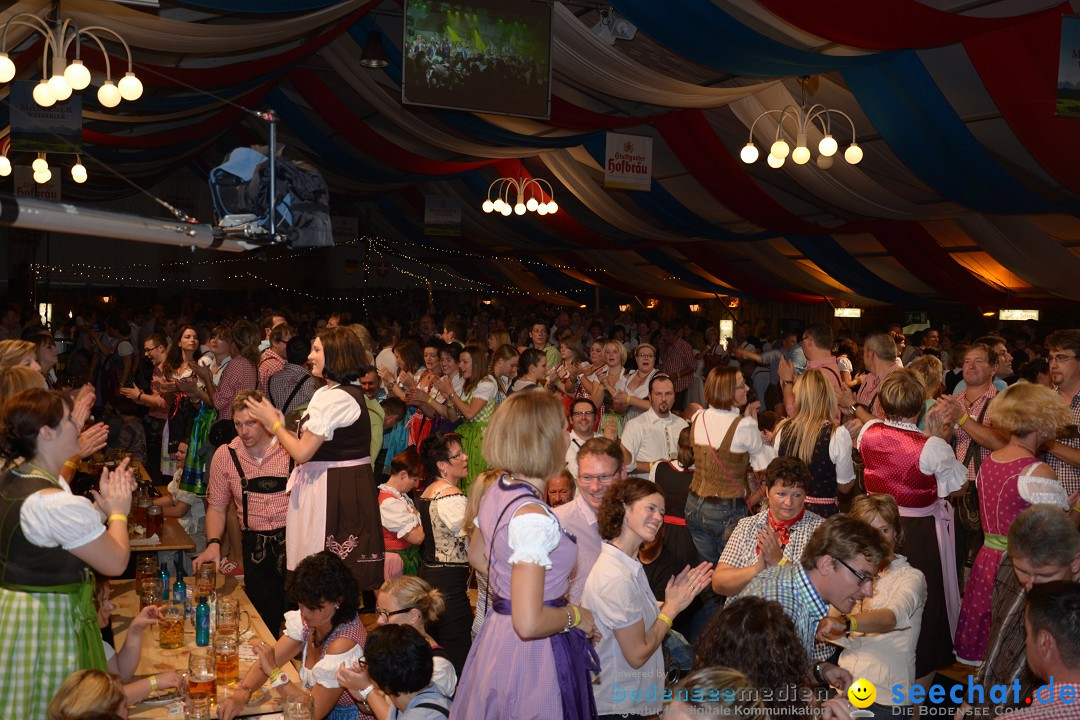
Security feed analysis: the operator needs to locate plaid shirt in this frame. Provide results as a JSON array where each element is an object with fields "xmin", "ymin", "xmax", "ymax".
[
  {"xmin": 267, "ymin": 362, "xmax": 317, "ymax": 417},
  {"xmin": 737, "ymin": 562, "xmax": 832, "ymax": 666},
  {"xmin": 954, "ymin": 384, "xmax": 997, "ymax": 485},
  {"xmin": 1004, "ymin": 684, "xmax": 1080, "ymax": 719},
  {"xmin": 214, "ymin": 356, "xmax": 257, "ymax": 420},
  {"xmin": 856, "ymin": 365, "xmax": 900, "ymax": 419},
  {"xmin": 207, "ymin": 437, "xmax": 291, "ymax": 531},
  {"xmin": 1043, "ymin": 387, "xmax": 1080, "ymax": 494},
  {"xmin": 257, "ymin": 348, "xmax": 285, "ymax": 394},
  {"xmin": 661, "ymin": 337, "xmax": 696, "ymax": 393},
  {"xmin": 718, "ymin": 509, "xmax": 824, "ymax": 569}
]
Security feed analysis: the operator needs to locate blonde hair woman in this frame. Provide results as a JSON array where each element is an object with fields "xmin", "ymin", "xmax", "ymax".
[
  {"xmin": 0, "ymin": 339, "xmax": 40, "ymax": 373},
  {"xmin": 772, "ymin": 369, "xmax": 855, "ymax": 517},
  {"xmin": 338, "ymin": 575, "xmax": 455, "ymax": 718},
  {"xmin": 47, "ymin": 669, "xmax": 126, "ymax": 720},
  {"xmin": 453, "ymin": 391, "xmax": 599, "ymax": 719}
]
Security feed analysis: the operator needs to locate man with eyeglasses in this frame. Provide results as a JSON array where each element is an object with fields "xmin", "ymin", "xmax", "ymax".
[
  {"xmin": 1041, "ymin": 329, "xmax": 1080, "ymax": 495},
  {"xmin": 737, "ymin": 514, "xmax": 889, "ymax": 691},
  {"xmin": 619, "ymin": 375, "xmax": 688, "ymax": 479},
  {"xmin": 565, "ymin": 398, "xmax": 601, "ymax": 479},
  {"xmin": 554, "ymin": 436, "xmax": 625, "ymax": 604}
]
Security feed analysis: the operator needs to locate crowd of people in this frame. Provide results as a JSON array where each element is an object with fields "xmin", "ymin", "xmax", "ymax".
[{"xmin": 1, "ymin": 297, "xmax": 1079, "ymax": 719}]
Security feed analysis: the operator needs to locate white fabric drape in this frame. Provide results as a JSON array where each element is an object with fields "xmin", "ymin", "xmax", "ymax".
[{"xmin": 956, "ymin": 215, "xmax": 1080, "ymax": 301}]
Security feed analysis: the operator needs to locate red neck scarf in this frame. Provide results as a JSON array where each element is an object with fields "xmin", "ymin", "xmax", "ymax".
[{"xmin": 767, "ymin": 508, "xmax": 805, "ymax": 547}]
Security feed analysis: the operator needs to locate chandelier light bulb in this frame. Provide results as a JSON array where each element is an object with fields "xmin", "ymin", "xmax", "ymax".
[
  {"xmin": 0, "ymin": 156, "xmax": 10, "ymax": 176},
  {"xmin": 32, "ymin": 155, "xmax": 48, "ymax": 172},
  {"xmin": 0, "ymin": 53, "xmax": 15, "ymax": 83},
  {"xmin": 98, "ymin": 80, "xmax": 121, "ymax": 108},
  {"xmin": 791, "ymin": 145, "xmax": 811, "ymax": 165},
  {"xmin": 817, "ymin": 154, "xmax": 834, "ymax": 170},
  {"xmin": 537, "ymin": 203, "xmax": 549, "ymax": 215},
  {"xmin": 71, "ymin": 161, "xmax": 87, "ymax": 183},
  {"xmin": 526, "ymin": 197, "xmax": 538, "ymax": 212},
  {"xmin": 514, "ymin": 202, "xmax": 526, "ymax": 215},
  {"xmin": 64, "ymin": 60, "xmax": 91, "ymax": 90},
  {"xmin": 492, "ymin": 198, "xmax": 505, "ymax": 213},
  {"xmin": 767, "ymin": 153, "xmax": 785, "ymax": 169},
  {"xmin": 33, "ymin": 168, "xmax": 51, "ymax": 184},
  {"xmin": 740, "ymin": 142, "xmax": 759, "ymax": 164},
  {"xmin": 818, "ymin": 134, "xmax": 838, "ymax": 157},
  {"xmin": 47, "ymin": 73, "xmax": 72, "ymax": 102},
  {"xmin": 33, "ymin": 80, "xmax": 56, "ymax": 107},
  {"xmin": 546, "ymin": 200, "xmax": 558, "ymax": 214},
  {"xmin": 500, "ymin": 204, "xmax": 512, "ymax": 217},
  {"xmin": 844, "ymin": 143, "xmax": 863, "ymax": 165},
  {"xmin": 118, "ymin": 72, "xmax": 143, "ymax": 101},
  {"xmin": 769, "ymin": 139, "xmax": 789, "ymax": 159},
  {"xmin": 482, "ymin": 199, "xmax": 494, "ymax": 213}
]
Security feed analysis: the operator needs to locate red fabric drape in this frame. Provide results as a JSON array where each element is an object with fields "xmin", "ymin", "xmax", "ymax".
[
  {"xmin": 964, "ymin": 5, "xmax": 1080, "ymax": 197},
  {"xmin": 755, "ymin": 0, "xmax": 1058, "ymax": 51},
  {"xmin": 869, "ymin": 222, "xmax": 1007, "ymax": 305},
  {"xmin": 549, "ymin": 96, "xmax": 669, "ymax": 132}
]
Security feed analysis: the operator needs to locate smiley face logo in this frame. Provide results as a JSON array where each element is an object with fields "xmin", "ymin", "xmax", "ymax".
[{"xmin": 847, "ymin": 678, "xmax": 877, "ymax": 709}]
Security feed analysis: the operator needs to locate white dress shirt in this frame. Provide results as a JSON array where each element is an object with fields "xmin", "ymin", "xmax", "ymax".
[{"xmin": 620, "ymin": 408, "xmax": 689, "ymax": 478}]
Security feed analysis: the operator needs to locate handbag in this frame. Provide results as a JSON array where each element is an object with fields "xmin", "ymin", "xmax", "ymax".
[{"xmin": 955, "ymin": 401, "xmax": 990, "ymax": 532}]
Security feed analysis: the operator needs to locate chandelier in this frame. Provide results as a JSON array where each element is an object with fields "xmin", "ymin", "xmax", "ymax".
[
  {"xmin": 739, "ymin": 78, "xmax": 862, "ymax": 170},
  {"xmin": 482, "ymin": 176, "xmax": 559, "ymax": 216},
  {"xmin": 0, "ymin": 138, "xmax": 87, "ymax": 184},
  {"xmin": 0, "ymin": 10, "xmax": 143, "ymax": 109}
]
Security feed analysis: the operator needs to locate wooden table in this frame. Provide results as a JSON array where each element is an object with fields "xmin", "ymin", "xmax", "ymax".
[
  {"xmin": 130, "ymin": 516, "xmax": 196, "ymax": 553},
  {"xmin": 111, "ymin": 576, "xmax": 299, "ymax": 719}
]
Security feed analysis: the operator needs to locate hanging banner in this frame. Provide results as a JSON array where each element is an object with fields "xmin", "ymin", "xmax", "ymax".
[
  {"xmin": 13, "ymin": 166, "xmax": 61, "ymax": 201},
  {"xmin": 424, "ymin": 195, "xmax": 462, "ymax": 236},
  {"xmin": 604, "ymin": 132, "xmax": 652, "ymax": 190},
  {"xmin": 1057, "ymin": 15, "xmax": 1080, "ymax": 116},
  {"xmin": 9, "ymin": 81, "xmax": 83, "ymax": 153}
]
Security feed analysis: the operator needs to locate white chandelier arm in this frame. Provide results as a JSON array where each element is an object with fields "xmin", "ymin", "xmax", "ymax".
[
  {"xmin": 79, "ymin": 25, "xmax": 134, "ymax": 73},
  {"xmin": 746, "ymin": 108, "xmax": 783, "ymax": 142},
  {"xmin": 1, "ymin": 14, "xmax": 58, "ymax": 55},
  {"xmin": 525, "ymin": 177, "xmax": 554, "ymax": 201},
  {"xmin": 72, "ymin": 29, "xmax": 112, "ymax": 79}
]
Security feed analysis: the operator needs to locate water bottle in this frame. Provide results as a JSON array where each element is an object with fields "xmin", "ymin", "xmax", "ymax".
[
  {"xmin": 195, "ymin": 595, "xmax": 210, "ymax": 646},
  {"xmin": 172, "ymin": 561, "xmax": 187, "ymax": 606},
  {"xmin": 159, "ymin": 564, "xmax": 170, "ymax": 603}
]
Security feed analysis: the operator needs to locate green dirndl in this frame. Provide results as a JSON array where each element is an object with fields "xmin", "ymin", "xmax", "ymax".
[
  {"xmin": 0, "ymin": 572, "xmax": 107, "ymax": 719},
  {"xmin": 457, "ymin": 382, "xmax": 500, "ymax": 496},
  {"xmin": 392, "ymin": 545, "xmax": 422, "ymax": 576},
  {"xmin": 179, "ymin": 404, "xmax": 217, "ymax": 496}
]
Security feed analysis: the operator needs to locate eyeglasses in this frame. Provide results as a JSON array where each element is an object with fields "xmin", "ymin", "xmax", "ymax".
[
  {"xmin": 375, "ymin": 607, "xmax": 413, "ymax": 622},
  {"xmin": 636, "ymin": 354, "xmax": 655, "ymax": 360},
  {"xmin": 571, "ymin": 410, "xmax": 596, "ymax": 417},
  {"xmin": 1050, "ymin": 354, "xmax": 1077, "ymax": 364},
  {"xmin": 736, "ymin": 382, "xmax": 749, "ymax": 390},
  {"xmin": 143, "ymin": 345, "xmax": 163, "ymax": 354},
  {"xmin": 834, "ymin": 556, "xmax": 878, "ymax": 588},
  {"xmin": 579, "ymin": 471, "xmax": 617, "ymax": 484},
  {"xmin": 447, "ymin": 451, "xmax": 464, "ymax": 461}
]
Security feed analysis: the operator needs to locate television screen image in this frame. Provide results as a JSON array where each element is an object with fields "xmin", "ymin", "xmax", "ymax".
[{"xmin": 403, "ymin": 0, "xmax": 552, "ymax": 119}]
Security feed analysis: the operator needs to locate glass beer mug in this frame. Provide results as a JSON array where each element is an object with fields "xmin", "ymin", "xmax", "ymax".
[
  {"xmin": 157, "ymin": 603, "xmax": 186, "ymax": 649},
  {"xmin": 213, "ymin": 633, "xmax": 239, "ymax": 686},
  {"xmin": 215, "ymin": 597, "xmax": 250, "ymax": 640}
]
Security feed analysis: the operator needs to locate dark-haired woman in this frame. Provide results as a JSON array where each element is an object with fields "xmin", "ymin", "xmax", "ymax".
[
  {"xmin": 379, "ymin": 448, "xmax": 425, "ymax": 580},
  {"xmin": 157, "ymin": 325, "xmax": 200, "ymax": 479},
  {"xmin": 583, "ymin": 477, "xmax": 712, "ymax": 719},
  {"xmin": 509, "ymin": 347, "xmax": 547, "ymax": 393},
  {"xmin": 405, "ymin": 340, "xmax": 444, "ymax": 450},
  {"xmin": 0, "ymin": 388, "xmax": 137, "ymax": 718},
  {"xmin": 220, "ymin": 551, "xmax": 366, "ymax": 720},
  {"xmin": 245, "ymin": 327, "xmax": 385, "ymax": 591},
  {"xmin": 416, "ymin": 433, "xmax": 472, "ymax": 674}
]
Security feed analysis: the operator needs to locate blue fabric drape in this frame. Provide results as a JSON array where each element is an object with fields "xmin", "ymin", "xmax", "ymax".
[
  {"xmin": 610, "ymin": 0, "xmax": 891, "ymax": 77},
  {"xmin": 786, "ymin": 235, "xmax": 929, "ymax": 306},
  {"xmin": 842, "ymin": 52, "xmax": 1062, "ymax": 214}
]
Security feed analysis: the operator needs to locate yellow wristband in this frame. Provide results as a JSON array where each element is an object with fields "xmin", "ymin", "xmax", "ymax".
[
  {"xmin": 957, "ymin": 413, "xmax": 969, "ymax": 427},
  {"xmin": 108, "ymin": 514, "xmax": 128, "ymax": 525},
  {"xmin": 269, "ymin": 668, "xmax": 282, "ymax": 683},
  {"xmin": 148, "ymin": 674, "xmax": 158, "ymax": 693},
  {"xmin": 848, "ymin": 614, "xmax": 858, "ymax": 633},
  {"xmin": 571, "ymin": 605, "xmax": 581, "ymax": 628},
  {"xmin": 64, "ymin": 460, "xmax": 78, "ymax": 470},
  {"xmin": 271, "ymin": 421, "xmax": 282, "ymax": 433},
  {"xmin": 657, "ymin": 613, "xmax": 673, "ymax": 628},
  {"xmin": 778, "ymin": 557, "xmax": 789, "ymax": 566},
  {"xmin": 1072, "ymin": 504, "xmax": 1080, "ymax": 514}
]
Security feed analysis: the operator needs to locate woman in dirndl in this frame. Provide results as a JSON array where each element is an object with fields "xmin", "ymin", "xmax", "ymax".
[
  {"xmin": 245, "ymin": 327, "xmax": 385, "ymax": 592},
  {"xmin": 0, "ymin": 388, "xmax": 136, "ymax": 718}
]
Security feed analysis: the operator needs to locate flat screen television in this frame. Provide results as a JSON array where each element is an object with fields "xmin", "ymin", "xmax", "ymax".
[{"xmin": 402, "ymin": 0, "xmax": 553, "ymax": 119}]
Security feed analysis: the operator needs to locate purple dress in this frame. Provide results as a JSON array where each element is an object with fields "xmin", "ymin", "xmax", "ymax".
[
  {"xmin": 954, "ymin": 456, "xmax": 1043, "ymax": 662},
  {"xmin": 451, "ymin": 477, "xmax": 593, "ymax": 720}
]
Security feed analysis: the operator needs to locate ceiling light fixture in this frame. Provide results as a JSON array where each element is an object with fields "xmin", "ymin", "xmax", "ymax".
[
  {"xmin": 359, "ymin": 31, "xmax": 388, "ymax": 69},
  {"xmin": 591, "ymin": 7, "xmax": 637, "ymax": 45},
  {"xmin": 0, "ymin": 9, "xmax": 142, "ymax": 108},
  {"xmin": 740, "ymin": 76, "xmax": 861, "ymax": 170},
  {"xmin": 482, "ymin": 175, "xmax": 558, "ymax": 217}
]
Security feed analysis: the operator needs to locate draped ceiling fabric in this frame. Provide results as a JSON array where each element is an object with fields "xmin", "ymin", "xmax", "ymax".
[{"xmin": 1, "ymin": 0, "xmax": 1079, "ymax": 306}]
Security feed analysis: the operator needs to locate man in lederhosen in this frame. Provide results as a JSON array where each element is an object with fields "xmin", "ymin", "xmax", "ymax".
[{"xmin": 194, "ymin": 389, "xmax": 291, "ymax": 636}]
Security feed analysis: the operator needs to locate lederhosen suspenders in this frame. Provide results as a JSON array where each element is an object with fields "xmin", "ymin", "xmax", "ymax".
[{"xmin": 227, "ymin": 447, "xmax": 292, "ymax": 530}]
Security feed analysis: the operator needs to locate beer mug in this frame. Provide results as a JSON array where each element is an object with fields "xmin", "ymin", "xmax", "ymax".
[
  {"xmin": 213, "ymin": 633, "xmax": 239, "ymax": 686},
  {"xmin": 140, "ymin": 578, "xmax": 162, "ymax": 609},
  {"xmin": 284, "ymin": 693, "xmax": 315, "ymax": 720},
  {"xmin": 147, "ymin": 504, "xmax": 164, "ymax": 537},
  {"xmin": 195, "ymin": 563, "xmax": 216, "ymax": 600},
  {"xmin": 136, "ymin": 555, "xmax": 159, "ymax": 590},
  {"xmin": 157, "ymin": 603, "xmax": 186, "ymax": 649},
  {"xmin": 187, "ymin": 649, "xmax": 216, "ymax": 712},
  {"xmin": 215, "ymin": 597, "xmax": 250, "ymax": 639}
]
